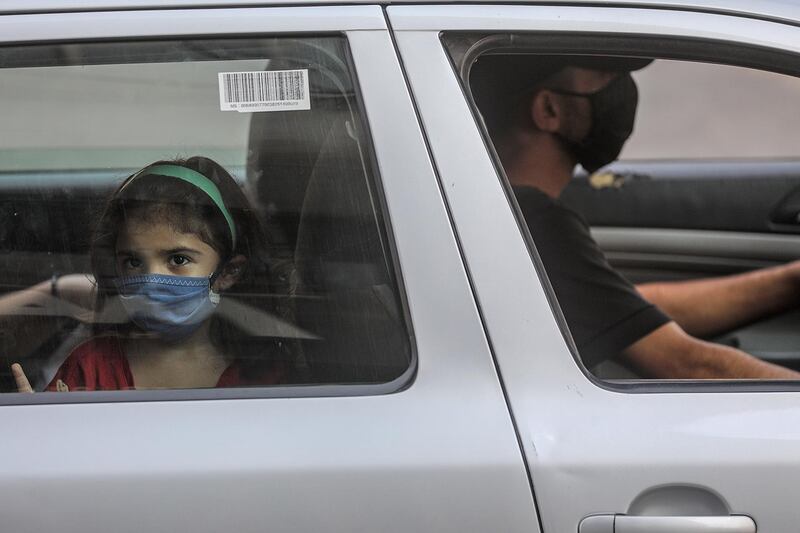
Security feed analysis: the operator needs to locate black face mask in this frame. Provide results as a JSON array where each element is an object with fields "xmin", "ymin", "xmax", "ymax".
[{"xmin": 551, "ymin": 73, "xmax": 639, "ymax": 173}]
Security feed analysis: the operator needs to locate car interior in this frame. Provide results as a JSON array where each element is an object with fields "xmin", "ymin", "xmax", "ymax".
[
  {"xmin": 0, "ymin": 37, "xmax": 412, "ymax": 392},
  {"xmin": 563, "ymin": 160, "xmax": 800, "ymax": 375},
  {"xmin": 449, "ymin": 32, "xmax": 800, "ymax": 379},
  {"xmin": 5, "ymin": 31, "xmax": 800, "ymax": 388},
  {"xmin": 562, "ymin": 56, "xmax": 800, "ymax": 376}
]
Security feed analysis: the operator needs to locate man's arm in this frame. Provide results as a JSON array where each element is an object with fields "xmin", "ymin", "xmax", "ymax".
[
  {"xmin": 636, "ymin": 262, "xmax": 800, "ymax": 338},
  {"xmin": 622, "ymin": 321, "xmax": 800, "ymax": 379}
]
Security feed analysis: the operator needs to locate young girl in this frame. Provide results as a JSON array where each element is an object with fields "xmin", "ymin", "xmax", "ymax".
[{"xmin": 12, "ymin": 156, "xmax": 289, "ymax": 391}]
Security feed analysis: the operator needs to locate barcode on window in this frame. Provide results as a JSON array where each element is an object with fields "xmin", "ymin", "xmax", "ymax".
[{"xmin": 218, "ymin": 69, "xmax": 311, "ymax": 112}]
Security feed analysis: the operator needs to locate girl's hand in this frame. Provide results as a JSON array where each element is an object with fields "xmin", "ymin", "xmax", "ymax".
[{"xmin": 11, "ymin": 363, "xmax": 33, "ymax": 393}]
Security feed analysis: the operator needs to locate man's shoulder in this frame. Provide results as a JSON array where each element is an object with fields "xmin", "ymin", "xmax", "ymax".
[
  {"xmin": 512, "ymin": 184, "xmax": 554, "ymax": 209},
  {"xmin": 512, "ymin": 184, "xmax": 589, "ymax": 233}
]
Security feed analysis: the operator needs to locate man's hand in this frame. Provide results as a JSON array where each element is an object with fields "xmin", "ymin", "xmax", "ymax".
[
  {"xmin": 11, "ymin": 363, "xmax": 33, "ymax": 393},
  {"xmin": 637, "ymin": 262, "xmax": 800, "ymax": 338}
]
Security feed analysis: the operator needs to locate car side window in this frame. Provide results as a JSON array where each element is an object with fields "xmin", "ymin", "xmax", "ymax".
[
  {"xmin": 447, "ymin": 33, "xmax": 800, "ymax": 381},
  {"xmin": 0, "ymin": 37, "xmax": 412, "ymax": 395},
  {"xmin": 623, "ymin": 60, "xmax": 800, "ymax": 161}
]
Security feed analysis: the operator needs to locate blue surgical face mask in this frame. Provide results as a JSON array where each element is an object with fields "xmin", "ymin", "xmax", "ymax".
[{"xmin": 114, "ymin": 274, "xmax": 221, "ymax": 342}]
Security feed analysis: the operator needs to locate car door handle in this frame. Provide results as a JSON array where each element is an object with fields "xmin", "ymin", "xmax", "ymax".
[
  {"xmin": 580, "ymin": 514, "xmax": 756, "ymax": 533},
  {"xmin": 770, "ymin": 187, "xmax": 800, "ymax": 225}
]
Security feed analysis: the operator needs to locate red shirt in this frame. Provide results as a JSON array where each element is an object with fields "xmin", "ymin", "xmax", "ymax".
[{"xmin": 47, "ymin": 336, "xmax": 286, "ymax": 392}]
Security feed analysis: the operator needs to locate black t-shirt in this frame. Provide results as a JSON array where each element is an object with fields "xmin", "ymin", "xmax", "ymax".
[{"xmin": 514, "ymin": 185, "xmax": 670, "ymax": 367}]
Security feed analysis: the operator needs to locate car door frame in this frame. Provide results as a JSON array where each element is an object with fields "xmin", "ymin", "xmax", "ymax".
[
  {"xmin": 0, "ymin": 6, "xmax": 539, "ymax": 533},
  {"xmin": 389, "ymin": 4, "xmax": 800, "ymax": 532}
]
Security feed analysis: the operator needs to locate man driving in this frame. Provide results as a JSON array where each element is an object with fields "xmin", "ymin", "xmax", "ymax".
[{"xmin": 470, "ymin": 54, "xmax": 800, "ymax": 379}]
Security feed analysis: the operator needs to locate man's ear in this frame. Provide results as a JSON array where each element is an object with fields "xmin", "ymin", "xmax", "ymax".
[
  {"xmin": 529, "ymin": 89, "xmax": 563, "ymax": 133},
  {"xmin": 214, "ymin": 254, "xmax": 247, "ymax": 292}
]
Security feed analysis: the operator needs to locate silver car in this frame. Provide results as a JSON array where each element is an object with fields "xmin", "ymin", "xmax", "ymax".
[{"xmin": 0, "ymin": 1, "xmax": 798, "ymax": 532}]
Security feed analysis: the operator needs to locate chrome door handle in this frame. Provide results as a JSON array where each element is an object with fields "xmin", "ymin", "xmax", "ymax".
[{"xmin": 580, "ymin": 515, "xmax": 756, "ymax": 533}]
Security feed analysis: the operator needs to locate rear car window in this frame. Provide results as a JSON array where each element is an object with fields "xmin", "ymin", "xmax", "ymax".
[{"xmin": 0, "ymin": 37, "xmax": 411, "ymax": 395}]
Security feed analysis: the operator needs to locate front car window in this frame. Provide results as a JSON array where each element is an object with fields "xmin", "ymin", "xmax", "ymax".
[{"xmin": 446, "ymin": 33, "xmax": 800, "ymax": 382}]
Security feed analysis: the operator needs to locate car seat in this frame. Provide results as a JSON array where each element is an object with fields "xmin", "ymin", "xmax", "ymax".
[{"xmin": 246, "ymin": 45, "xmax": 410, "ymax": 384}]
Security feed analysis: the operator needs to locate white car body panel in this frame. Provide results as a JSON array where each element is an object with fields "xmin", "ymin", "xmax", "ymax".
[
  {"xmin": 0, "ymin": 6, "xmax": 386, "ymax": 40},
  {"xmin": 2, "ymin": 0, "xmax": 800, "ymax": 26},
  {"xmin": 389, "ymin": 4, "xmax": 800, "ymax": 532},
  {"xmin": 387, "ymin": 3, "xmax": 800, "ymax": 48},
  {"xmin": 0, "ymin": 7, "xmax": 538, "ymax": 532}
]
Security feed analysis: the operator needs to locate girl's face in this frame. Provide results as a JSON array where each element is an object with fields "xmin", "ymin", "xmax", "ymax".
[{"xmin": 116, "ymin": 218, "xmax": 221, "ymax": 279}]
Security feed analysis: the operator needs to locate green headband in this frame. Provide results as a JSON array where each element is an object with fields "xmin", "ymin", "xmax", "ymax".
[{"xmin": 123, "ymin": 164, "xmax": 237, "ymax": 249}]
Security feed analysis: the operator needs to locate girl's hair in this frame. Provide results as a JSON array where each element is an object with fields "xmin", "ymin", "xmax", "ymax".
[
  {"xmin": 91, "ymin": 156, "xmax": 268, "ymax": 291},
  {"xmin": 90, "ymin": 157, "xmax": 294, "ymax": 370}
]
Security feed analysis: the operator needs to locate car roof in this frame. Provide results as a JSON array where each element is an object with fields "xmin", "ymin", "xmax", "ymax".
[{"xmin": 1, "ymin": 0, "xmax": 799, "ymax": 24}]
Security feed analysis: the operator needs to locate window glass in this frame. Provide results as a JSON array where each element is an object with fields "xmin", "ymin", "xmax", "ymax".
[
  {"xmin": 0, "ymin": 37, "xmax": 411, "ymax": 394},
  {"xmin": 450, "ymin": 33, "xmax": 800, "ymax": 382},
  {"xmin": 623, "ymin": 60, "xmax": 800, "ymax": 160}
]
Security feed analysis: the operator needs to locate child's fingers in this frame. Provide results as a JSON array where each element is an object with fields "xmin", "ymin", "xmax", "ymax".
[{"xmin": 11, "ymin": 363, "xmax": 33, "ymax": 393}]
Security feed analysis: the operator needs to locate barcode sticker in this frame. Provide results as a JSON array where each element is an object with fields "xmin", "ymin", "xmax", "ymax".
[{"xmin": 218, "ymin": 69, "xmax": 310, "ymax": 112}]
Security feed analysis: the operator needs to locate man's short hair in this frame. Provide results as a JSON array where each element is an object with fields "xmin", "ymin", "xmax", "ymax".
[{"xmin": 469, "ymin": 54, "xmax": 653, "ymax": 137}]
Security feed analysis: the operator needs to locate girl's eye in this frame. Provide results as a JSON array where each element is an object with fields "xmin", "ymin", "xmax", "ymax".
[
  {"xmin": 169, "ymin": 255, "xmax": 191, "ymax": 267},
  {"xmin": 122, "ymin": 257, "xmax": 142, "ymax": 269}
]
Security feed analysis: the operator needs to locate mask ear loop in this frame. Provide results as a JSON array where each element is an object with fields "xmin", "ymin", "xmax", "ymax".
[
  {"xmin": 207, "ymin": 259, "xmax": 242, "ymax": 304},
  {"xmin": 207, "ymin": 264, "xmax": 226, "ymax": 304}
]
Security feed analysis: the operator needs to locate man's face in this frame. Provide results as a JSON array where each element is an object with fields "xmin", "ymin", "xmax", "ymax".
[
  {"xmin": 554, "ymin": 67, "xmax": 619, "ymax": 141},
  {"xmin": 542, "ymin": 66, "xmax": 640, "ymax": 173}
]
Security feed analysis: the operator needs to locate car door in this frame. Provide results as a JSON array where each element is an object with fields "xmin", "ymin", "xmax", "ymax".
[
  {"xmin": 390, "ymin": 3, "xmax": 800, "ymax": 532},
  {"xmin": 0, "ymin": 6, "xmax": 539, "ymax": 532}
]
